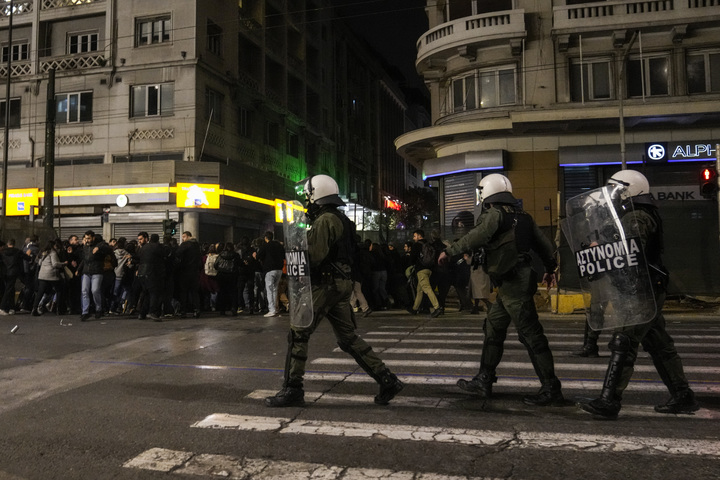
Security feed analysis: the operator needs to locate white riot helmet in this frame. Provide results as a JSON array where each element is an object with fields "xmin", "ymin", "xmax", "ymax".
[
  {"xmin": 478, "ymin": 174, "xmax": 512, "ymax": 204},
  {"xmin": 607, "ymin": 169, "xmax": 650, "ymax": 200},
  {"xmin": 303, "ymin": 174, "xmax": 345, "ymax": 206}
]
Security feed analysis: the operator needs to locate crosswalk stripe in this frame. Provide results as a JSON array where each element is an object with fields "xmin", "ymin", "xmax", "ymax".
[
  {"xmin": 245, "ymin": 390, "xmax": 720, "ymax": 419},
  {"xmin": 364, "ymin": 331, "xmax": 720, "ymax": 341},
  {"xmin": 124, "ymin": 447, "xmax": 496, "ymax": 479},
  {"xmin": 334, "ymin": 346, "xmax": 720, "ymax": 359},
  {"xmin": 302, "ymin": 372, "xmax": 720, "ymax": 393},
  {"xmin": 191, "ymin": 414, "xmax": 720, "ymax": 457},
  {"xmin": 312, "ymin": 357, "xmax": 720, "ymax": 375},
  {"xmin": 362, "ymin": 339, "xmax": 720, "ymax": 351}
]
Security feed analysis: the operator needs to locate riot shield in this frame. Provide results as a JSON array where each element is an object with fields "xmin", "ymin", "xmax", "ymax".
[
  {"xmin": 562, "ymin": 185, "xmax": 656, "ymax": 330},
  {"xmin": 282, "ymin": 200, "xmax": 314, "ymax": 328}
]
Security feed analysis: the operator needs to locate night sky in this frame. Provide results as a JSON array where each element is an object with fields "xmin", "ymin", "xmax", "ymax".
[{"xmin": 333, "ymin": 0, "xmax": 428, "ymax": 91}]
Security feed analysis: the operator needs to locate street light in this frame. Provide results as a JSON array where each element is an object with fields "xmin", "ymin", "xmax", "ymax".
[{"xmin": 1, "ymin": 0, "xmax": 14, "ymax": 237}]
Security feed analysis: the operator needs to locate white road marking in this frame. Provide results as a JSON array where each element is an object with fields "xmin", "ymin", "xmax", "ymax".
[
  {"xmin": 312, "ymin": 357, "xmax": 720, "ymax": 375},
  {"xmin": 364, "ymin": 331, "xmax": 720, "ymax": 341},
  {"xmin": 302, "ymin": 372, "xmax": 720, "ymax": 393},
  {"xmin": 245, "ymin": 390, "xmax": 720, "ymax": 419},
  {"xmin": 191, "ymin": 414, "xmax": 720, "ymax": 457},
  {"xmin": 124, "ymin": 447, "xmax": 498, "ymax": 479}
]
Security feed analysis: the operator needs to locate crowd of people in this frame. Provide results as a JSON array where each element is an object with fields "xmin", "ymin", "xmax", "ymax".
[{"xmin": 0, "ymin": 227, "xmax": 491, "ymax": 323}]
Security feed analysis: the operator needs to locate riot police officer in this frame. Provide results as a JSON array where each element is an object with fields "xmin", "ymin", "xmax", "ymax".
[
  {"xmin": 437, "ymin": 174, "xmax": 563, "ymax": 406},
  {"xmin": 265, "ymin": 174, "xmax": 404, "ymax": 407},
  {"xmin": 579, "ymin": 169, "xmax": 699, "ymax": 419}
]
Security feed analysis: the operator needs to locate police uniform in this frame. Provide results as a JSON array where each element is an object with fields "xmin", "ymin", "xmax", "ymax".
[
  {"xmin": 265, "ymin": 176, "xmax": 403, "ymax": 408},
  {"xmin": 445, "ymin": 191, "xmax": 563, "ymax": 406},
  {"xmin": 580, "ymin": 195, "xmax": 699, "ymax": 419}
]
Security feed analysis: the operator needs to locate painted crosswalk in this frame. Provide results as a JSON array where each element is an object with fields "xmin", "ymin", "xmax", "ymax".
[{"xmin": 124, "ymin": 319, "xmax": 720, "ymax": 478}]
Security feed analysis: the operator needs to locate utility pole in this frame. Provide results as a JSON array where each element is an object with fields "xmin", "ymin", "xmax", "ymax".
[
  {"xmin": 44, "ymin": 69, "xmax": 56, "ymax": 230},
  {"xmin": 618, "ymin": 30, "xmax": 638, "ymax": 170},
  {"xmin": 1, "ymin": 0, "xmax": 14, "ymax": 236}
]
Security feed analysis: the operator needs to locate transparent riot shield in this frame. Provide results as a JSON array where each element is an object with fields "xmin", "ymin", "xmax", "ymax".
[
  {"xmin": 282, "ymin": 200, "xmax": 314, "ymax": 328},
  {"xmin": 562, "ymin": 185, "xmax": 656, "ymax": 330}
]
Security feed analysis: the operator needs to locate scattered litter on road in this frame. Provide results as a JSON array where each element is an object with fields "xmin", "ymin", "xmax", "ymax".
[
  {"xmin": 60, "ymin": 319, "xmax": 73, "ymax": 327},
  {"xmin": 10, "ymin": 325, "xmax": 18, "ymax": 334}
]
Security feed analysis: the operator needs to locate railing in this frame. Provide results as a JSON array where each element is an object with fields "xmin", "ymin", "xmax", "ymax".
[
  {"xmin": 0, "ymin": 62, "xmax": 32, "ymax": 78},
  {"xmin": 554, "ymin": 0, "xmax": 720, "ymax": 30},
  {"xmin": 41, "ymin": 0, "xmax": 104, "ymax": 9},
  {"xmin": 0, "ymin": 1, "xmax": 33, "ymax": 17},
  {"xmin": 40, "ymin": 53, "xmax": 106, "ymax": 72},
  {"xmin": 417, "ymin": 10, "xmax": 525, "ymax": 63}
]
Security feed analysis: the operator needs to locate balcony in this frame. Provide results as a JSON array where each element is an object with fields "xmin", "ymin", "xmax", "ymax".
[
  {"xmin": 41, "ymin": 0, "xmax": 104, "ymax": 10},
  {"xmin": 40, "ymin": 53, "xmax": 106, "ymax": 72},
  {"xmin": 553, "ymin": 0, "xmax": 720, "ymax": 34},
  {"xmin": 0, "ymin": 1, "xmax": 33, "ymax": 18},
  {"xmin": 0, "ymin": 62, "xmax": 31, "ymax": 78},
  {"xmin": 416, "ymin": 10, "xmax": 526, "ymax": 71}
]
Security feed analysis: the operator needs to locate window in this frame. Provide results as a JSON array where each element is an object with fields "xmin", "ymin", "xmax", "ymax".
[
  {"xmin": 136, "ymin": 15, "xmax": 171, "ymax": 46},
  {"xmin": 1, "ymin": 41, "xmax": 29, "ymax": 62},
  {"xmin": 450, "ymin": 66, "xmax": 516, "ymax": 113},
  {"xmin": 264, "ymin": 121, "xmax": 279, "ymax": 148},
  {"xmin": 686, "ymin": 51, "xmax": 720, "ymax": 94},
  {"xmin": 131, "ymin": 84, "xmax": 174, "ymax": 117},
  {"xmin": 55, "ymin": 92, "xmax": 92, "ymax": 123},
  {"xmin": 68, "ymin": 32, "xmax": 98, "ymax": 54},
  {"xmin": 627, "ymin": 55, "xmax": 669, "ymax": 97},
  {"xmin": 286, "ymin": 130, "xmax": 299, "ymax": 158},
  {"xmin": 570, "ymin": 59, "xmax": 612, "ymax": 101},
  {"xmin": 207, "ymin": 20, "xmax": 222, "ymax": 56},
  {"xmin": 205, "ymin": 88, "xmax": 223, "ymax": 124},
  {"xmin": 238, "ymin": 107, "xmax": 252, "ymax": 138},
  {"xmin": 0, "ymin": 98, "xmax": 21, "ymax": 128}
]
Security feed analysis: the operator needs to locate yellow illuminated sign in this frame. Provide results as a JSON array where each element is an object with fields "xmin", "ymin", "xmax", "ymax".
[
  {"xmin": 6, "ymin": 188, "xmax": 39, "ymax": 216},
  {"xmin": 175, "ymin": 183, "xmax": 220, "ymax": 209}
]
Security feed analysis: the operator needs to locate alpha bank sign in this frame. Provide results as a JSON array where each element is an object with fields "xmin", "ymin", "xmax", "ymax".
[{"xmin": 645, "ymin": 142, "xmax": 717, "ymax": 163}]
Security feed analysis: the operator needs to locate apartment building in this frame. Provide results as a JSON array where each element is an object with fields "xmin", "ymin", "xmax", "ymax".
[
  {"xmin": 396, "ymin": 0, "xmax": 720, "ymax": 294},
  {"xmin": 0, "ymin": 0, "xmax": 414, "ymax": 242}
]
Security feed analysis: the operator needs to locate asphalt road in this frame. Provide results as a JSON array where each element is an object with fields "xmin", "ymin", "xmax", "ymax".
[{"xmin": 1, "ymin": 307, "xmax": 719, "ymax": 479}]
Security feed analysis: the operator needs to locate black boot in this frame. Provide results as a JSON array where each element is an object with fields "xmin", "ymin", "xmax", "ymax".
[
  {"xmin": 264, "ymin": 386, "xmax": 305, "ymax": 408},
  {"xmin": 523, "ymin": 378, "xmax": 564, "ymax": 406},
  {"xmin": 655, "ymin": 388, "xmax": 700, "ymax": 414},
  {"xmin": 579, "ymin": 332, "xmax": 631, "ymax": 420},
  {"xmin": 572, "ymin": 343, "xmax": 599, "ymax": 357},
  {"xmin": 375, "ymin": 370, "xmax": 404, "ymax": 405},
  {"xmin": 457, "ymin": 371, "xmax": 496, "ymax": 398}
]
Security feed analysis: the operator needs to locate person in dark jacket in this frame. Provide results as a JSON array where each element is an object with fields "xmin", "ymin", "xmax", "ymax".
[
  {"xmin": 0, "ymin": 239, "xmax": 25, "ymax": 315},
  {"xmin": 136, "ymin": 233, "xmax": 168, "ymax": 321},
  {"xmin": 77, "ymin": 230, "xmax": 111, "ymax": 321},
  {"xmin": 214, "ymin": 242, "xmax": 241, "ymax": 315},
  {"xmin": 256, "ymin": 231, "xmax": 285, "ymax": 317},
  {"xmin": 176, "ymin": 231, "xmax": 202, "ymax": 318}
]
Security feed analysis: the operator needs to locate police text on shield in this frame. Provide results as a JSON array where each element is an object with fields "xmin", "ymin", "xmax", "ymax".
[
  {"xmin": 576, "ymin": 238, "xmax": 640, "ymax": 277},
  {"xmin": 286, "ymin": 250, "xmax": 309, "ymax": 278}
]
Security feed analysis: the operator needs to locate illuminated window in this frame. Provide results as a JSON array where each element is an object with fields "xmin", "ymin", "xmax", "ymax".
[
  {"xmin": 131, "ymin": 84, "xmax": 174, "ymax": 117},
  {"xmin": 450, "ymin": 66, "xmax": 516, "ymax": 113},
  {"xmin": 55, "ymin": 92, "xmax": 92, "ymax": 123},
  {"xmin": 136, "ymin": 15, "xmax": 171, "ymax": 46}
]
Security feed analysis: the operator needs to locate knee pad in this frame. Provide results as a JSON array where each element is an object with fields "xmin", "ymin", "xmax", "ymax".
[{"xmin": 608, "ymin": 332, "xmax": 632, "ymax": 353}]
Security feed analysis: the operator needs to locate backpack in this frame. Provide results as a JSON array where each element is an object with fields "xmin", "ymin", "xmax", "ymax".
[
  {"xmin": 420, "ymin": 242, "xmax": 436, "ymax": 269},
  {"xmin": 214, "ymin": 254, "xmax": 235, "ymax": 274},
  {"xmin": 204, "ymin": 253, "xmax": 218, "ymax": 276}
]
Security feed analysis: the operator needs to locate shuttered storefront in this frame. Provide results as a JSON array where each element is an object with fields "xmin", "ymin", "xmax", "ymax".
[{"xmin": 443, "ymin": 172, "xmax": 480, "ymax": 229}]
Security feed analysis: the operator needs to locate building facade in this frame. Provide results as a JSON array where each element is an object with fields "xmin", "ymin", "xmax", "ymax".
[
  {"xmin": 0, "ymin": 0, "xmax": 415, "ymax": 244},
  {"xmin": 396, "ymin": 0, "xmax": 720, "ymax": 295}
]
